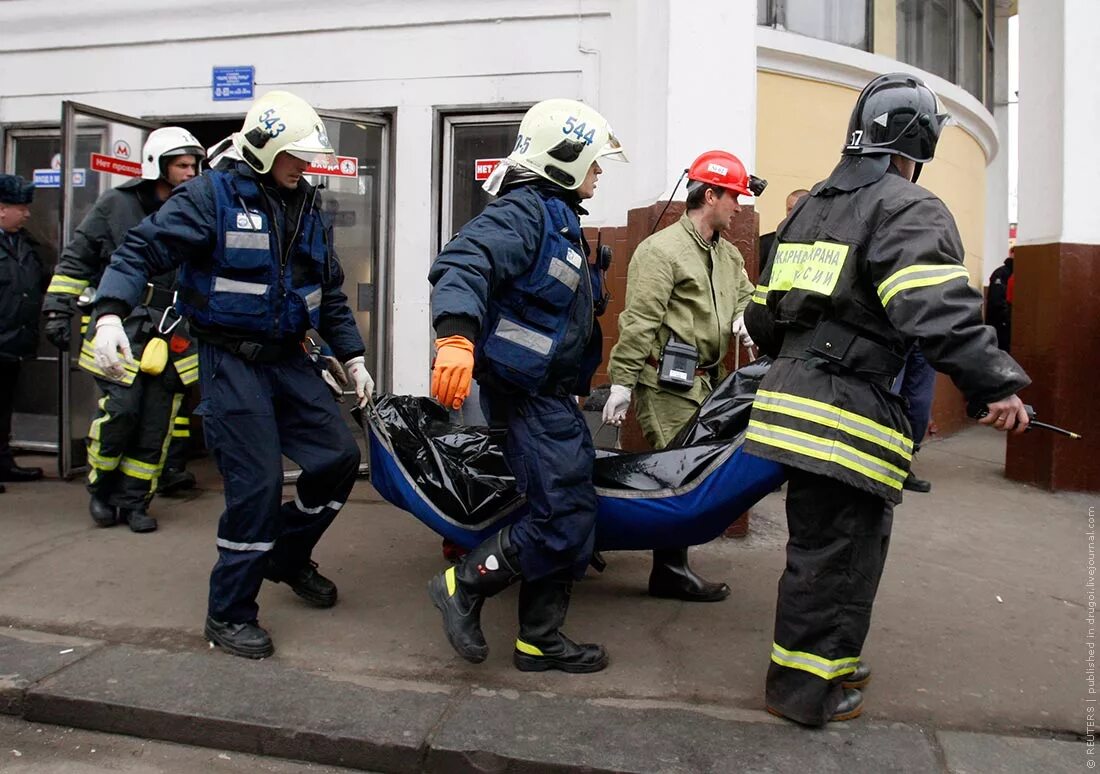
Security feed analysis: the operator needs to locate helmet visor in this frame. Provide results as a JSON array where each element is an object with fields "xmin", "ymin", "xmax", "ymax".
[
  {"xmin": 285, "ymin": 127, "xmax": 337, "ymax": 167},
  {"xmin": 595, "ymin": 131, "xmax": 628, "ymax": 163}
]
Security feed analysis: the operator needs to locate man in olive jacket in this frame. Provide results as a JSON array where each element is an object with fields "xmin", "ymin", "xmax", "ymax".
[{"xmin": 604, "ymin": 150, "xmax": 757, "ymax": 601}]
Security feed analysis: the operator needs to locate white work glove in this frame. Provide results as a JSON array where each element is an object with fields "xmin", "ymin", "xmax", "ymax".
[
  {"xmin": 319, "ymin": 355, "xmax": 349, "ymax": 401},
  {"xmin": 602, "ymin": 384, "xmax": 632, "ymax": 426},
  {"xmin": 732, "ymin": 315, "xmax": 754, "ymax": 348},
  {"xmin": 344, "ymin": 356, "xmax": 375, "ymax": 408},
  {"xmin": 92, "ymin": 314, "xmax": 133, "ymax": 380}
]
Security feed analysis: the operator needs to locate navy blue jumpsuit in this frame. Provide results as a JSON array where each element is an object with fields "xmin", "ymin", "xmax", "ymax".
[
  {"xmin": 429, "ymin": 182, "xmax": 602, "ymax": 581},
  {"xmin": 96, "ymin": 161, "xmax": 364, "ymax": 624}
]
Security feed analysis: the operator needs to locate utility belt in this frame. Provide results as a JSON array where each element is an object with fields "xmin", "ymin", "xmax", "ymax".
[
  {"xmin": 140, "ymin": 283, "xmax": 177, "ymax": 312},
  {"xmin": 199, "ymin": 330, "xmax": 304, "ymax": 364},
  {"xmin": 779, "ymin": 320, "xmax": 904, "ymax": 390}
]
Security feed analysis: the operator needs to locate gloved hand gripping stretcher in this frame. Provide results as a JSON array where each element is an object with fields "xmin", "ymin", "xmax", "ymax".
[{"xmin": 356, "ymin": 358, "xmax": 786, "ymax": 551}]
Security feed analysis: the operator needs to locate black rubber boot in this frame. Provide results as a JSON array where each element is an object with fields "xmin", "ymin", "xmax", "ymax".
[
  {"xmin": 428, "ymin": 527, "xmax": 520, "ymax": 663},
  {"xmin": 89, "ymin": 496, "xmax": 118, "ymax": 528},
  {"xmin": 513, "ymin": 577, "xmax": 608, "ymax": 674},
  {"xmin": 842, "ymin": 662, "xmax": 872, "ymax": 689},
  {"xmin": 648, "ymin": 547, "xmax": 730, "ymax": 602},
  {"xmin": 157, "ymin": 467, "xmax": 196, "ymax": 496},
  {"xmin": 265, "ymin": 560, "xmax": 337, "ymax": 608},
  {"xmin": 120, "ymin": 507, "xmax": 158, "ymax": 533},
  {"xmin": 204, "ymin": 616, "xmax": 274, "ymax": 659},
  {"xmin": 768, "ymin": 688, "xmax": 864, "ymax": 724}
]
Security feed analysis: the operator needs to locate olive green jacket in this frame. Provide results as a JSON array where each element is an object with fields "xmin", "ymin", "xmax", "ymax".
[{"xmin": 608, "ymin": 213, "xmax": 754, "ymax": 405}]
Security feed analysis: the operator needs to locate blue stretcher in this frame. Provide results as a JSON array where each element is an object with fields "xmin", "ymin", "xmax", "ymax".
[{"xmin": 359, "ymin": 359, "xmax": 786, "ymax": 551}]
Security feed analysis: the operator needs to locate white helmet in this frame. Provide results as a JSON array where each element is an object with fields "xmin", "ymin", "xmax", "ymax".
[
  {"xmin": 141, "ymin": 127, "xmax": 205, "ymax": 181},
  {"xmin": 507, "ymin": 99, "xmax": 627, "ymax": 190},
  {"xmin": 232, "ymin": 90, "xmax": 335, "ymax": 174}
]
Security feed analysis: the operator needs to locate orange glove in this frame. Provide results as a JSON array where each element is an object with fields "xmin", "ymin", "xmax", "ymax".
[{"xmin": 432, "ymin": 335, "xmax": 475, "ymax": 410}]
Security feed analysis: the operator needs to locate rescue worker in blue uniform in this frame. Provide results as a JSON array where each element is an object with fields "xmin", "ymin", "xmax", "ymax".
[
  {"xmin": 92, "ymin": 91, "xmax": 374, "ymax": 659},
  {"xmin": 428, "ymin": 99, "xmax": 626, "ymax": 673},
  {"xmin": 745, "ymin": 73, "xmax": 1031, "ymax": 725},
  {"xmin": 43, "ymin": 128, "xmax": 206, "ymax": 531}
]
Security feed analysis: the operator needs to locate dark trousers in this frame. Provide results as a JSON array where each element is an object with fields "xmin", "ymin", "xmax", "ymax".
[
  {"xmin": 766, "ymin": 467, "xmax": 893, "ymax": 725},
  {"xmin": 895, "ymin": 345, "xmax": 936, "ymax": 448},
  {"xmin": 87, "ymin": 371, "xmax": 183, "ymax": 509},
  {"xmin": 482, "ymin": 390, "xmax": 598, "ymax": 581},
  {"xmin": 197, "ymin": 343, "xmax": 360, "ymax": 623},
  {"xmin": 0, "ymin": 360, "xmax": 20, "ymax": 465}
]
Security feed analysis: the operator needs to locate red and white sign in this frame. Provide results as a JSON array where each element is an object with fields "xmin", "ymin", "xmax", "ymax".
[
  {"xmin": 474, "ymin": 158, "xmax": 503, "ymax": 182},
  {"xmin": 306, "ymin": 155, "xmax": 359, "ymax": 178},
  {"xmin": 90, "ymin": 152, "xmax": 142, "ymax": 178},
  {"xmin": 114, "ymin": 140, "xmax": 132, "ymax": 159}
]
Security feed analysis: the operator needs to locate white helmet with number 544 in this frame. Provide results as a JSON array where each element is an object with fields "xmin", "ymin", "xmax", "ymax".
[{"xmin": 507, "ymin": 99, "xmax": 627, "ymax": 190}]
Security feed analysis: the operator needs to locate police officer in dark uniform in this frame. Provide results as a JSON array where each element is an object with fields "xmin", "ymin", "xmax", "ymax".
[
  {"xmin": 43, "ymin": 128, "xmax": 205, "ymax": 532},
  {"xmin": 745, "ymin": 73, "xmax": 1031, "ymax": 725},
  {"xmin": 428, "ymin": 98, "xmax": 626, "ymax": 673},
  {"xmin": 92, "ymin": 91, "xmax": 374, "ymax": 659},
  {"xmin": 0, "ymin": 174, "xmax": 47, "ymax": 491}
]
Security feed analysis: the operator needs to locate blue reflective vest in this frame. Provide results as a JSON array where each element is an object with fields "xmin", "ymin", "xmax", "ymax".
[
  {"xmin": 176, "ymin": 171, "xmax": 328, "ymax": 338},
  {"xmin": 477, "ymin": 190, "xmax": 593, "ymax": 393}
]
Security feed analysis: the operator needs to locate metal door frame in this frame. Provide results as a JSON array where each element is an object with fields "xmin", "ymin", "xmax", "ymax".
[
  {"xmin": 315, "ymin": 109, "xmax": 393, "ymax": 395},
  {"xmin": 58, "ymin": 101, "xmax": 159, "ymax": 478}
]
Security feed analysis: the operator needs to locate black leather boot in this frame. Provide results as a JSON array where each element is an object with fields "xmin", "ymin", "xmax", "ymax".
[
  {"xmin": 903, "ymin": 471, "xmax": 932, "ymax": 493},
  {"xmin": 89, "ymin": 496, "xmax": 118, "ymax": 527},
  {"xmin": 204, "ymin": 616, "xmax": 274, "ymax": 659},
  {"xmin": 157, "ymin": 467, "xmax": 196, "ymax": 496},
  {"xmin": 428, "ymin": 527, "xmax": 520, "ymax": 663},
  {"xmin": 648, "ymin": 548, "xmax": 730, "ymax": 602},
  {"xmin": 265, "ymin": 560, "xmax": 337, "ymax": 608},
  {"xmin": 513, "ymin": 577, "xmax": 608, "ymax": 674},
  {"xmin": 842, "ymin": 661, "xmax": 872, "ymax": 689},
  {"xmin": 0, "ymin": 462, "xmax": 43, "ymax": 482},
  {"xmin": 120, "ymin": 506, "xmax": 157, "ymax": 533}
]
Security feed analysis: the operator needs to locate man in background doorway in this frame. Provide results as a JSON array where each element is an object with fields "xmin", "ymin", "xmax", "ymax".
[{"xmin": 759, "ymin": 188, "xmax": 809, "ymax": 263}]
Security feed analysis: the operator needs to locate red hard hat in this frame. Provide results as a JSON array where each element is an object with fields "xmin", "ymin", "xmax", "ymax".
[{"xmin": 687, "ymin": 150, "xmax": 752, "ymax": 197}]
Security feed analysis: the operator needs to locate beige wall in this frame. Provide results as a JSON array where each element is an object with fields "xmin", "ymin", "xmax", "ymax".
[{"xmin": 755, "ymin": 71, "xmax": 988, "ymax": 283}]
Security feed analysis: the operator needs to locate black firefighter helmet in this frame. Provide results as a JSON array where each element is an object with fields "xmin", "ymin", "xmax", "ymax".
[{"xmin": 842, "ymin": 72, "xmax": 950, "ymax": 182}]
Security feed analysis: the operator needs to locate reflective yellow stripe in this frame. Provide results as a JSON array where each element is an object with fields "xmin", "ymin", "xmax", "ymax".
[
  {"xmin": 770, "ymin": 642, "xmax": 859, "ymax": 680},
  {"xmin": 87, "ymin": 447, "xmax": 120, "ymax": 471},
  {"xmin": 877, "ymin": 264, "xmax": 970, "ymax": 307},
  {"xmin": 172, "ymin": 430, "xmax": 189, "ymax": 438},
  {"xmin": 515, "ymin": 639, "xmax": 545, "ymax": 657},
  {"xmin": 80, "ymin": 315, "xmax": 90, "ymax": 335},
  {"xmin": 119, "ymin": 457, "xmax": 159, "ymax": 481},
  {"xmin": 751, "ymin": 283, "xmax": 769, "ymax": 306},
  {"xmin": 755, "ymin": 389, "xmax": 912, "ymax": 459},
  {"xmin": 150, "ymin": 394, "xmax": 184, "ymax": 490},
  {"xmin": 747, "ymin": 420, "xmax": 906, "ymax": 490},
  {"xmin": 88, "ymin": 397, "xmax": 120, "ymax": 474},
  {"xmin": 47, "ymin": 275, "xmax": 89, "ymax": 295},
  {"xmin": 174, "ymin": 416, "xmax": 190, "ymax": 426},
  {"xmin": 174, "ymin": 355, "xmax": 198, "ymax": 371},
  {"xmin": 445, "ymin": 566, "xmax": 457, "ymax": 596}
]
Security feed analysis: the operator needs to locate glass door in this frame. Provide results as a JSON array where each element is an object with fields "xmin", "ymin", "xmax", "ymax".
[
  {"xmin": 439, "ymin": 113, "xmax": 523, "ymax": 424},
  {"xmin": 58, "ymin": 101, "xmax": 158, "ymax": 478}
]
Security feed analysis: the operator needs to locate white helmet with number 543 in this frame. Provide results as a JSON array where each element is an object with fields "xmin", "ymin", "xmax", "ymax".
[
  {"xmin": 232, "ymin": 90, "xmax": 336, "ymax": 175},
  {"xmin": 507, "ymin": 99, "xmax": 627, "ymax": 190}
]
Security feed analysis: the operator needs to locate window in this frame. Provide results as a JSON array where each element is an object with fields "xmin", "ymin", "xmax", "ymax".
[
  {"xmin": 896, "ymin": 0, "xmax": 993, "ymax": 105},
  {"xmin": 759, "ymin": 0, "xmax": 872, "ymax": 52}
]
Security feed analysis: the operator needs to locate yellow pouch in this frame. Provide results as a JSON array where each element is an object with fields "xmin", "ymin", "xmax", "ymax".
[{"xmin": 140, "ymin": 337, "xmax": 169, "ymax": 376}]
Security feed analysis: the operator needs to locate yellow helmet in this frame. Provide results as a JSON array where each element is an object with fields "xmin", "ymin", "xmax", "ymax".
[
  {"xmin": 232, "ymin": 91, "xmax": 335, "ymax": 174},
  {"xmin": 507, "ymin": 99, "xmax": 627, "ymax": 190}
]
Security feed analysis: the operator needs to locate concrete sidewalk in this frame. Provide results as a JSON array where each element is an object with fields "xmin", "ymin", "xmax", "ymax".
[{"xmin": 0, "ymin": 427, "xmax": 1091, "ymax": 771}]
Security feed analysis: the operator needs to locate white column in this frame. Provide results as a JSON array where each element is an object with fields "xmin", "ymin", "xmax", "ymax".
[
  {"xmin": 982, "ymin": 13, "xmax": 1011, "ymax": 284},
  {"xmin": 663, "ymin": 0, "xmax": 758, "ymax": 197},
  {"xmin": 1017, "ymin": 0, "xmax": 1100, "ymax": 247}
]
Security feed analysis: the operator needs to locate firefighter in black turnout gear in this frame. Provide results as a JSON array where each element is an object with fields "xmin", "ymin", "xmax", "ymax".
[
  {"xmin": 744, "ymin": 73, "xmax": 1031, "ymax": 725},
  {"xmin": 43, "ymin": 128, "xmax": 205, "ymax": 532}
]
